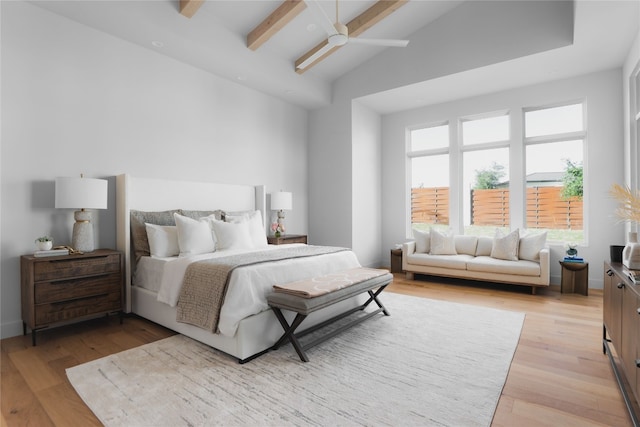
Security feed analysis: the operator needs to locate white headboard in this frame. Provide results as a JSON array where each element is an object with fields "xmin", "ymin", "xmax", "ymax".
[{"xmin": 115, "ymin": 174, "xmax": 267, "ymax": 312}]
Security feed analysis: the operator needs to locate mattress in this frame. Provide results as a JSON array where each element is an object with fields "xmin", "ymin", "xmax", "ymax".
[{"xmin": 133, "ymin": 244, "xmax": 361, "ymax": 337}]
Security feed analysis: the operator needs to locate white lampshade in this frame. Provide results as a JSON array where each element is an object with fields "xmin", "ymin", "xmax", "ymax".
[
  {"xmin": 271, "ymin": 191, "xmax": 292, "ymax": 211},
  {"xmin": 55, "ymin": 176, "xmax": 108, "ymax": 252},
  {"xmin": 55, "ymin": 177, "xmax": 108, "ymax": 209}
]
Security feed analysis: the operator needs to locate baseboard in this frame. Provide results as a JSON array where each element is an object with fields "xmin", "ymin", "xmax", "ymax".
[{"xmin": 1, "ymin": 319, "xmax": 24, "ymax": 340}]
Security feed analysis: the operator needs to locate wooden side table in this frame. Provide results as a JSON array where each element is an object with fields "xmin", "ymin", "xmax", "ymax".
[
  {"xmin": 390, "ymin": 248, "xmax": 403, "ymax": 273},
  {"xmin": 20, "ymin": 249, "xmax": 124, "ymax": 345},
  {"xmin": 559, "ymin": 261, "xmax": 589, "ymax": 295},
  {"xmin": 267, "ymin": 234, "xmax": 307, "ymax": 245}
]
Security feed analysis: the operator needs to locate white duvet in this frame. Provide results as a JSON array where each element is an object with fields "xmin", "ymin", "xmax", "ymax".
[{"xmin": 135, "ymin": 244, "xmax": 360, "ymax": 337}]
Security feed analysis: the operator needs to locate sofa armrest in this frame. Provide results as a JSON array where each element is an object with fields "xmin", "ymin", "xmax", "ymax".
[
  {"xmin": 538, "ymin": 247, "xmax": 550, "ymax": 285},
  {"xmin": 403, "ymin": 241, "xmax": 416, "ymax": 255}
]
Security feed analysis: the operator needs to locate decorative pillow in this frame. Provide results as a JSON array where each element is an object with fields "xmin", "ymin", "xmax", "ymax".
[
  {"xmin": 475, "ymin": 237, "xmax": 493, "ymax": 256},
  {"xmin": 225, "ymin": 210, "xmax": 268, "ymax": 249},
  {"xmin": 181, "ymin": 210, "xmax": 223, "ymax": 221},
  {"xmin": 173, "ymin": 213, "xmax": 216, "ymax": 256},
  {"xmin": 455, "ymin": 235, "xmax": 478, "ymax": 256},
  {"xmin": 429, "ymin": 229, "xmax": 457, "ymax": 255},
  {"xmin": 491, "ymin": 229, "xmax": 519, "ymax": 261},
  {"xmin": 519, "ymin": 231, "xmax": 547, "ymax": 261},
  {"xmin": 130, "ymin": 209, "xmax": 181, "ymax": 260},
  {"xmin": 209, "ymin": 218, "xmax": 254, "ymax": 251},
  {"xmin": 413, "ymin": 229, "xmax": 430, "ymax": 253},
  {"xmin": 145, "ymin": 224, "xmax": 179, "ymax": 258}
]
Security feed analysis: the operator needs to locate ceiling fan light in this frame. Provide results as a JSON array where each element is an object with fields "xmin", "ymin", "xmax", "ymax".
[{"xmin": 328, "ymin": 33, "xmax": 348, "ymax": 46}]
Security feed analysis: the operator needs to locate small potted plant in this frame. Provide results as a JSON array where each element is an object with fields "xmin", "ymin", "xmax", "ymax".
[{"xmin": 35, "ymin": 235, "xmax": 53, "ymax": 251}]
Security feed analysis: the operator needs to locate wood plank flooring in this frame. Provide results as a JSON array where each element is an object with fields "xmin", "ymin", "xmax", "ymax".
[{"xmin": 1, "ymin": 273, "xmax": 633, "ymax": 426}]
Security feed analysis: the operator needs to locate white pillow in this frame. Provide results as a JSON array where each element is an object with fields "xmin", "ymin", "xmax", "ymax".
[
  {"xmin": 491, "ymin": 229, "xmax": 519, "ymax": 261},
  {"xmin": 145, "ymin": 223, "xmax": 179, "ymax": 258},
  {"xmin": 413, "ymin": 229, "xmax": 430, "ymax": 253},
  {"xmin": 209, "ymin": 218, "xmax": 254, "ymax": 251},
  {"xmin": 475, "ymin": 236, "xmax": 493, "ymax": 256},
  {"xmin": 455, "ymin": 235, "xmax": 478, "ymax": 256},
  {"xmin": 173, "ymin": 213, "xmax": 216, "ymax": 256},
  {"xmin": 430, "ymin": 229, "xmax": 457, "ymax": 255},
  {"xmin": 519, "ymin": 231, "xmax": 547, "ymax": 261},
  {"xmin": 225, "ymin": 210, "xmax": 268, "ymax": 249}
]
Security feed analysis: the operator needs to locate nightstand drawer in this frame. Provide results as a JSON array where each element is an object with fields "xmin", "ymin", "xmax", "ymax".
[
  {"xmin": 34, "ymin": 291, "xmax": 122, "ymax": 325},
  {"xmin": 35, "ymin": 273, "xmax": 122, "ymax": 304},
  {"xmin": 33, "ymin": 254, "xmax": 120, "ymax": 282}
]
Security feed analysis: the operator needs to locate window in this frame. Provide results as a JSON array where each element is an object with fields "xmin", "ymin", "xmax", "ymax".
[
  {"xmin": 524, "ymin": 102, "xmax": 585, "ymax": 243},
  {"xmin": 408, "ymin": 124, "xmax": 449, "ymax": 232}
]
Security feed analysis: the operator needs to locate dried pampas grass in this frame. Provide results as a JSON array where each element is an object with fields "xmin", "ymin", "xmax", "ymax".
[{"xmin": 611, "ymin": 183, "xmax": 640, "ymax": 224}]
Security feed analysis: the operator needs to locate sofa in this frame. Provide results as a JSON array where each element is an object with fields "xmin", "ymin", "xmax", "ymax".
[{"xmin": 402, "ymin": 229, "xmax": 550, "ymax": 294}]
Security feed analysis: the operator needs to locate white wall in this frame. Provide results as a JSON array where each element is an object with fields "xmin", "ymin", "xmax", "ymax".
[
  {"xmin": 0, "ymin": 2, "xmax": 309, "ymax": 338},
  {"xmin": 381, "ymin": 69, "xmax": 625, "ymax": 288}
]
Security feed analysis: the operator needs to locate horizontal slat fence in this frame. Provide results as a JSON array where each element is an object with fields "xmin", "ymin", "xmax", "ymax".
[{"xmin": 411, "ymin": 186, "xmax": 582, "ymax": 229}]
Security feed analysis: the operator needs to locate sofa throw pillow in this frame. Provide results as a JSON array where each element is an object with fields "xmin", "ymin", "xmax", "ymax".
[
  {"xmin": 491, "ymin": 229, "xmax": 519, "ymax": 261},
  {"xmin": 413, "ymin": 229, "xmax": 430, "ymax": 253},
  {"xmin": 455, "ymin": 235, "xmax": 478, "ymax": 256},
  {"xmin": 519, "ymin": 231, "xmax": 547, "ymax": 261},
  {"xmin": 475, "ymin": 236, "xmax": 493, "ymax": 256},
  {"xmin": 430, "ymin": 229, "xmax": 457, "ymax": 255}
]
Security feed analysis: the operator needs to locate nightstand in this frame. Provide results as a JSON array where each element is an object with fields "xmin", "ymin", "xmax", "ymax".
[
  {"xmin": 20, "ymin": 249, "xmax": 124, "ymax": 345},
  {"xmin": 267, "ymin": 234, "xmax": 308, "ymax": 245}
]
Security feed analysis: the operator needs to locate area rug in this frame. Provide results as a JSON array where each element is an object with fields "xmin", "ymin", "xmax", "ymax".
[{"xmin": 66, "ymin": 292, "xmax": 524, "ymax": 427}]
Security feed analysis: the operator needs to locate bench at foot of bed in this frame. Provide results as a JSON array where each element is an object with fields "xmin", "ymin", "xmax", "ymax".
[{"xmin": 266, "ymin": 268, "xmax": 393, "ymax": 362}]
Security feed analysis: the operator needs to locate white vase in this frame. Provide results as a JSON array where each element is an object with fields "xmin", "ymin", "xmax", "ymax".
[{"xmin": 622, "ymin": 232, "xmax": 640, "ymax": 270}]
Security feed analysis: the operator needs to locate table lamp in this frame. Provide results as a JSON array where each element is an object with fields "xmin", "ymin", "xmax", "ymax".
[
  {"xmin": 271, "ymin": 191, "xmax": 292, "ymax": 235},
  {"xmin": 55, "ymin": 175, "xmax": 108, "ymax": 252}
]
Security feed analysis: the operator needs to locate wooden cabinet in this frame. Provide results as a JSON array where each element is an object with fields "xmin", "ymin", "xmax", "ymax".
[
  {"xmin": 267, "ymin": 234, "xmax": 307, "ymax": 245},
  {"xmin": 21, "ymin": 249, "xmax": 123, "ymax": 345},
  {"xmin": 603, "ymin": 262, "xmax": 640, "ymax": 424},
  {"xmin": 559, "ymin": 261, "xmax": 589, "ymax": 295}
]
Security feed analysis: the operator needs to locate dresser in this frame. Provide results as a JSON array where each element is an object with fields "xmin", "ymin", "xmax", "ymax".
[
  {"xmin": 20, "ymin": 249, "xmax": 123, "ymax": 345},
  {"xmin": 603, "ymin": 262, "xmax": 640, "ymax": 425}
]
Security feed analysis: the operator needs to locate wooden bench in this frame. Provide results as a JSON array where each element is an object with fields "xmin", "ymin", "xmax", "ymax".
[{"xmin": 267, "ymin": 268, "xmax": 393, "ymax": 362}]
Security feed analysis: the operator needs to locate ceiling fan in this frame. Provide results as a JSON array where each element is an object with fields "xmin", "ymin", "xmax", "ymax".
[{"xmin": 297, "ymin": 0, "xmax": 410, "ymax": 70}]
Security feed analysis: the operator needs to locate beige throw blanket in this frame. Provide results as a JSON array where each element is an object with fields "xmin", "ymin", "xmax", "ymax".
[
  {"xmin": 272, "ymin": 267, "xmax": 389, "ymax": 298},
  {"xmin": 176, "ymin": 246, "xmax": 348, "ymax": 332}
]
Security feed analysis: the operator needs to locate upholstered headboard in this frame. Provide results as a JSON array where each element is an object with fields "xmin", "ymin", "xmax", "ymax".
[{"xmin": 115, "ymin": 174, "xmax": 266, "ymax": 312}]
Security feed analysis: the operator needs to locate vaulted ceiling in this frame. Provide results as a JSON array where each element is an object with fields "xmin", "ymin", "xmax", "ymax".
[{"xmin": 30, "ymin": 1, "xmax": 639, "ymax": 112}]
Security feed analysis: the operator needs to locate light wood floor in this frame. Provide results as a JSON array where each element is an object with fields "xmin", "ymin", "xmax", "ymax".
[{"xmin": 1, "ymin": 273, "xmax": 634, "ymax": 427}]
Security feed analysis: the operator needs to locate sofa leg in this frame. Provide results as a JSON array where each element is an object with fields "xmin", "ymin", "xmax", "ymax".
[
  {"xmin": 531, "ymin": 286, "xmax": 537, "ymax": 295},
  {"xmin": 406, "ymin": 272, "xmax": 414, "ymax": 280}
]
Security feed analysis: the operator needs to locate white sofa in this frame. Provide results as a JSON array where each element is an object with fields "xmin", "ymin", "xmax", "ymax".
[{"xmin": 402, "ymin": 230, "xmax": 550, "ymax": 294}]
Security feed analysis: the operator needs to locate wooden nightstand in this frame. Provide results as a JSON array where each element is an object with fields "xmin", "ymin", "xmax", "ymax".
[
  {"xmin": 267, "ymin": 234, "xmax": 307, "ymax": 245},
  {"xmin": 20, "ymin": 249, "xmax": 124, "ymax": 345}
]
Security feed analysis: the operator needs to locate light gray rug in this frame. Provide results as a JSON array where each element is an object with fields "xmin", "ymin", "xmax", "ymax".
[{"xmin": 66, "ymin": 292, "xmax": 524, "ymax": 427}]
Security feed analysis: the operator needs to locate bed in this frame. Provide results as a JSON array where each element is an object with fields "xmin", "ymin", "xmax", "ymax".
[{"xmin": 115, "ymin": 174, "xmax": 364, "ymax": 362}]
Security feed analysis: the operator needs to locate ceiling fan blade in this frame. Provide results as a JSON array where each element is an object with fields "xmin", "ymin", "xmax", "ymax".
[
  {"xmin": 348, "ymin": 38, "xmax": 409, "ymax": 47},
  {"xmin": 296, "ymin": 42, "xmax": 335, "ymax": 70},
  {"xmin": 305, "ymin": 0, "xmax": 338, "ymax": 37}
]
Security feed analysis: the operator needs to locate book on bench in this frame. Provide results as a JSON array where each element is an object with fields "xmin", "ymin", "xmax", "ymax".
[{"xmin": 273, "ymin": 267, "xmax": 389, "ymax": 298}]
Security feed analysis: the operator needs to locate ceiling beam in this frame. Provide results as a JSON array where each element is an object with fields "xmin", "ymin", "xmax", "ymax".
[
  {"xmin": 247, "ymin": 0, "xmax": 307, "ymax": 51},
  {"xmin": 180, "ymin": 0, "xmax": 204, "ymax": 19},
  {"xmin": 295, "ymin": 0, "xmax": 408, "ymax": 74}
]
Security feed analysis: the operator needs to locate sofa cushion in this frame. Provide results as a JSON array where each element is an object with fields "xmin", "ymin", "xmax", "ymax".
[
  {"xmin": 491, "ymin": 229, "xmax": 519, "ymax": 261},
  {"xmin": 475, "ymin": 237, "xmax": 493, "ymax": 256},
  {"xmin": 467, "ymin": 256, "xmax": 541, "ymax": 276},
  {"xmin": 413, "ymin": 229, "xmax": 430, "ymax": 253},
  {"xmin": 430, "ymin": 229, "xmax": 457, "ymax": 255},
  {"xmin": 519, "ymin": 231, "xmax": 547, "ymax": 261},
  {"xmin": 406, "ymin": 253, "xmax": 473, "ymax": 270},
  {"xmin": 455, "ymin": 235, "xmax": 478, "ymax": 256}
]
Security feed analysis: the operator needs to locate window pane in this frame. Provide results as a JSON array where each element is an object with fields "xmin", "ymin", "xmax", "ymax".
[
  {"xmin": 410, "ymin": 125, "xmax": 448, "ymax": 151},
  {"xmin": 525, "ymin": 104, "xmax": 583, "ymax": 137},
  {"xmin": 525, "ymin": 140, "xmax": 583, "ymax": 242},
  {"xmin": 411, "ymin": 155, "xmax": 449, "ymax": 230},
  {"xmin": 462, "ymin": 115, "xmax": 509, "ymax": 146},
  {"xmin": 462, "ymin": 148, "xmax": 510, "ymax": 236}
]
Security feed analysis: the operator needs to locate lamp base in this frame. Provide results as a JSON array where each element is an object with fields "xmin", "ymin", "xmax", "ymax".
[{"xmin": 72, "ymin": 210, "xmax": 95, "ymax": 252}]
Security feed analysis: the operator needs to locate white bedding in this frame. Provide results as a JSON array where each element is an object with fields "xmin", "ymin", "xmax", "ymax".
[{"xmin": 133, "ymin": 244, "xmax": 360, "ymax": 337}]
